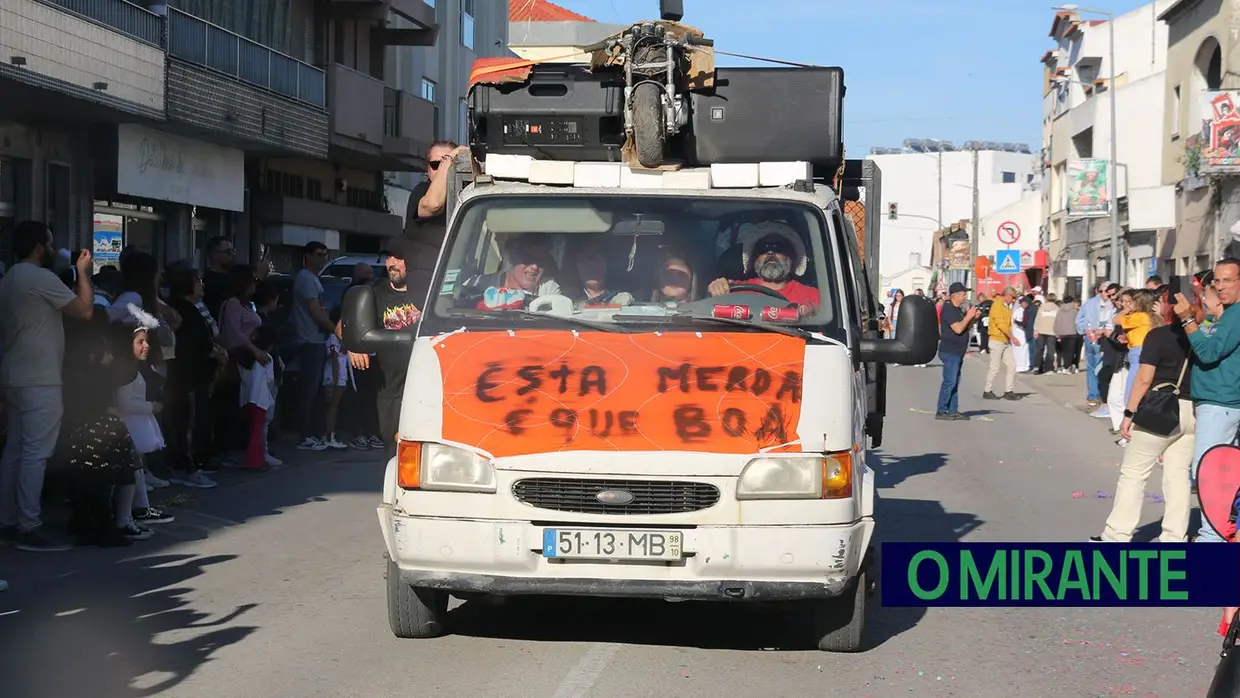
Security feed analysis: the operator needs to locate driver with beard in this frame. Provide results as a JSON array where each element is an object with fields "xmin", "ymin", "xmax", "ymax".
[{"xmin": 706, "ymin": 220, "xmax": 820, "ymax": 316}]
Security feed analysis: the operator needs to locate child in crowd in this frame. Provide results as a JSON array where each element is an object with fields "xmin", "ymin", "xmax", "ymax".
[
  {"xmin": 59, "ymin": 308, "xmax": 143, "ymax": 547},
  {"xmin": 239, "ymin": 324, "xmax": 283, "ymax": 469},
  {"xmin": 113, "ymin": 306, "xmax": 175, "ymax": 540},
  {"xmin": 321, "ymin": 307, "xmax": 352, "ymax": 451}
]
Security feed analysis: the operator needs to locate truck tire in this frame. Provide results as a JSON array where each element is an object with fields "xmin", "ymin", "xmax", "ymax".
[
  {"xmin": 631, "ymin": 81, "xmax": 665, "ymax": 168},
  {"xmin": 811, "ymin": 570, "xmax": 867, "ymax": 652},
  {"xmin": 386, "ymin": 555, "xmax": 449, "ymax": 639}
]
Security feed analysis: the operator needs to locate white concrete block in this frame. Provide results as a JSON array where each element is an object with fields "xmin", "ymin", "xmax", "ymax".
[
  {"xmin": 484, "ymin": 154, "xmax": 533, "ymax": 180},
  {"xmin": 620, "ymin": 166, "xmax": 665, "ymax": 189},
  {"xmin": 573, "ymin": 162, "xmax": 622, "ymax": 188},
  {"xmin": 528, "ymin": 160, "xmax": 576, "ymax": 185},
  {"xmin": 709, "ymin": 163, "xmax": 760, "ymax": 188},
  {"xmin": 759, "ymin": 161, "xmax": 813, "ymax": 186},
  {"xmin": 661, "ymin": 168, "xmax": 713, "ymax": 189}
]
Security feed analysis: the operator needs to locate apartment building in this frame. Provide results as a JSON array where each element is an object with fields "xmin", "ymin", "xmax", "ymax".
[
  {"xmin": 1040, "ymin": 2, "xmax": 1177, "ymax": 297},
  {"xmin": 1159, "ymin": 0, "xmax": 1240, "ymax": 273},
  {"xmin": 384, "ymin": 0, "xmax": 511, "ymax": 227},
  {"xmin": 0, "ymin": 0, "xmax": 515, "ymax": 270}
]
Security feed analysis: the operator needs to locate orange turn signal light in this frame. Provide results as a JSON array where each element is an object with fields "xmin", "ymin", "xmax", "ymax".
[
  {"xmin": 821, "ymin": 452, "xmax": 853, "ymax": 499},
  {"xmin": 396, "ymin": 440, "xmax": 422, "ymax": 489}
]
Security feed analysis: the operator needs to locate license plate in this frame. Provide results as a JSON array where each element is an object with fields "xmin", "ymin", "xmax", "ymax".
[{"xmin": 542, "ymin": 529, "xmax": 683, "ymax": 561}]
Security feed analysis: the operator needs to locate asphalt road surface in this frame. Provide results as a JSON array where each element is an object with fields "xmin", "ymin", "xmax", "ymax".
[{"xmin": 0, "ymin": 358, "xmax": 1222, "ymax": 697}]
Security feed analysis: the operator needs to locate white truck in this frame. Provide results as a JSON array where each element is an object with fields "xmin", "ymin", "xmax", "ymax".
[{"xmin": 342, "ymin": 61, "xmax": 938, "ymax": 652}]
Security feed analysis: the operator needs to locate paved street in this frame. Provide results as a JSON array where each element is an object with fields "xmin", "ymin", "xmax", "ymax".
[{"xmin": 0, "ymin": 355, "xmax": 1221, "ymax": 698}]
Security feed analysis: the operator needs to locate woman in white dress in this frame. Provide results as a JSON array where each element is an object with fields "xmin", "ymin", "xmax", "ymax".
[{"xmin": 1012, "ymin": 301, "xmax": 1031, "ymax": 373}]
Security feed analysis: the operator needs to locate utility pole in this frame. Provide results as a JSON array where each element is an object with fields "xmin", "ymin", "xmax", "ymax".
[
  {"xmin": 970, "ymin": 147, "xmax": 980, "ymax": 283},
  {"xmin": 937, "ymin": 150, "xmax": 943, "ymax": 230}
]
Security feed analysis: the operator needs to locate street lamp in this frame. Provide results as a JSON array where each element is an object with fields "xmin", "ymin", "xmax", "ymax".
[{"xmin": 1053, "ymin": 4, "xmax": 1121, "ymax": 283}]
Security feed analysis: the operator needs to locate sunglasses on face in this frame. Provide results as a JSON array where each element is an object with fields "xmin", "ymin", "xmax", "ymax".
[{"xmin": 429, "ymin": 160, "xmax": 442, "ymax": 171}]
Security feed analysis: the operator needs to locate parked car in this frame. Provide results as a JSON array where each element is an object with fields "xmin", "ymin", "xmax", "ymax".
[{"xmin": 321, "ymin": 255, "xmax": 388, "ymax": 281}]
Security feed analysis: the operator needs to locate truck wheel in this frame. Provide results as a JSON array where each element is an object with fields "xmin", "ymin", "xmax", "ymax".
[
  {"xmin": 631, "ymin": 81, "xmax": 665, "ymax": 168},
  {"xmin": 811, "ymin": 570, "xmax": 867, "ymax": 652},
  {"xmin": 386, "ymin": 556, "xmax": 448, "ymax": 639}
]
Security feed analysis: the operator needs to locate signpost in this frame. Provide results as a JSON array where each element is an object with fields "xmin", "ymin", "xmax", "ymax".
[
  {"xmin": 994, "ymin": 221, "xmax": 1023, "ymax": 277},
  {"xmin": 997, "ymin": 221, "xmax": 1021, "ymax": 246},
  {"xmin": 995, "ymin": 249, "xmax": 1022, "ymax": 274}
]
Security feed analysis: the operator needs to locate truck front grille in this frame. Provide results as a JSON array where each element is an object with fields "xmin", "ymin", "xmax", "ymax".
[{"xmin": 512, "ymin": 478, "xmax": 721, "ymax": 515}]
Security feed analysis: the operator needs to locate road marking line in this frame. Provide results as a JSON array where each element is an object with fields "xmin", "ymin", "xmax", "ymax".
[{"xmin": 551, "ymin": 643, "xmax": 619, "ymax": 698}]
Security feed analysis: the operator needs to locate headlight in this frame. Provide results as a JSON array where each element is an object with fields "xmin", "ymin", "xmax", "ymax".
[
  {"xmin": 396, "ymin": 441, "xmax": 496, "ymax": 493},
  {"xmin": 736, "ymin": 453, "xmax": 853, "ymax": 500}
]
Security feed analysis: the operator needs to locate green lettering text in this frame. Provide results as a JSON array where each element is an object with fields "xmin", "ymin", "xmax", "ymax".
[
  {"xmin": 1159, "ymin": 550, "xmax": 1188, "ymax": 601},
  {"xmin": 908, "ymin": 551, "xmax": 949, "ymax": 600},
  {"xmin": 1058, "ymin": 550, "xmax": 1091, "ymax": 600},
  {"xmin": 1128, "ymin": 550, "xmax": 1158, "ymax": 600},
  {"xmin": 1092, "ymin": 549, "xmax": 1126, "ymax": 599},
  {"xmin": 1023, "ymin": 550, "xmax": 1055, "ymax": 600},
  {"xmin": 962, "ymin": 550, "xmax": 1006, "ymax": 600}
]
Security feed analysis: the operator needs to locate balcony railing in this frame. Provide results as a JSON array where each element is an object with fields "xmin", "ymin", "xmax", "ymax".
[
  {"xmin": 167, "ymin": 8, "xmax": 325, "ymax": 108},
  {"xmin": 40, "ymin": 0, "xmax": 162, "ymax": 46}
]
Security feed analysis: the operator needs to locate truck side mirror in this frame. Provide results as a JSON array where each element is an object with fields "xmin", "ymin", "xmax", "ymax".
[
  {"xmin": 341, "ymin": 285, "xmax": 415, "ymax": 354},
  {"xmin": 857, "ymin": 295, "xmax": 938, "ymax": 365}
]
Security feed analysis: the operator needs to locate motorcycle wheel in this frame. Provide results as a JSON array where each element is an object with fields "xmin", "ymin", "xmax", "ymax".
[{"xmin": 631, "ymin": 81, "xmax": 665, "ymax": 168}]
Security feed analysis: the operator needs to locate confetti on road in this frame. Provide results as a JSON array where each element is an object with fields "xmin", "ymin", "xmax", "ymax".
[{"xmin": 1073, "ymin": 491, "xmax": 1086, "ymax": 499}]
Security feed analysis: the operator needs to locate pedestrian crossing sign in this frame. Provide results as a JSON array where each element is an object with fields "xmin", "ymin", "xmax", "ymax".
[{"xmin": 995, "ymin": 249, "xmax": 1021, "ymax": 274}]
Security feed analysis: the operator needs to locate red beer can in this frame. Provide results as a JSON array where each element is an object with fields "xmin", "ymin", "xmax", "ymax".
[
  {"xmin": 712, "ymin": 304, "xmax": 751, "ymax": 320},
  {"xmin": 761, "ymin": 306, "xmax": 800, "ymax": 322}
]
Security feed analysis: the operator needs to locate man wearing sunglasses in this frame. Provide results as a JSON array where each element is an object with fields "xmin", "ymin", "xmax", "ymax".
[{"xmin": 405, "ymin": 140, "xmax": 471, "ymax": 275}]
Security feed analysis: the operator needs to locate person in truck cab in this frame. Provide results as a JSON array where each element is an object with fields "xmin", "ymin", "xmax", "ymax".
[
  {"xmin": 706, "ymin": 220, "xmax": 820, "ymax": 314},
  {"xmin": 560, "ymin": 236, "xmax": 633, "ymax": 308},
  {"xmin": 652, "ymin": 247, "xmax": 698, "ymax": 304},
  {"xmin": 469, "ymin": 234, "xmax": 562, "ymax": 310}
]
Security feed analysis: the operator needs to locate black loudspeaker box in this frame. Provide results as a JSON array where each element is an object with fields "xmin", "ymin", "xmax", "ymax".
[
  {"xmin": 469, "ymin": 64, "xmax": 627, "ymax": 162},
  {"xmin": 685, "ymin": 66, "xmax": 845, "ymax": 167}
]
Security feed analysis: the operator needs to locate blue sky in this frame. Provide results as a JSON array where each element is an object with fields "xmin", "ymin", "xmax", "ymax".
[{"xmin": 546, "ymin": 0, "xmax": 1153, "ymax": 155}]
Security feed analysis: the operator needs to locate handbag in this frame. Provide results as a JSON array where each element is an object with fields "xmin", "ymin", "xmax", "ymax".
[
  {"xmin": 1208, "ymin": 612, "xmax": 1240, "ymax": 697},
  {"xmin": 1131, "ymin": 357, "xmax": 1189, "ymax": 437}
]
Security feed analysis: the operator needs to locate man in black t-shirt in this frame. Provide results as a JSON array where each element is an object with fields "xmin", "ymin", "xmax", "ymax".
[
  {"xmin": 405, "ymin": 140, "xmax": 470, "ymax": 278},
  {"xmin": 345, "ymin": 237, "xmax": 425, "ymax": 462},
  {"xmin": 937, "ymin": 282, "xmax": 980, "ymax": 420}
]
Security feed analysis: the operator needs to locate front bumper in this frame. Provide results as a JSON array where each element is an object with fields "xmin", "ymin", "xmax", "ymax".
[{"xmin": 380, "ymin": 509, "xmax": 872, "ymax": 601}]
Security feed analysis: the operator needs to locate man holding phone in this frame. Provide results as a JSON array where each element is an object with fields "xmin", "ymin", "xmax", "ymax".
[
  {"xmin": 1172, "ymin": 259, "xmax": 1240, "ymax": 542},
  {"xmin": 936, "ymin": 282, "xmax": 980, "ymax": 420}
]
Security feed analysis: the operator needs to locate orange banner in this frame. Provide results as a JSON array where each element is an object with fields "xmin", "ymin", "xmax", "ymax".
[{"xmin": 435, "ymin": 331, "xmax": 806, "ymax": 458}]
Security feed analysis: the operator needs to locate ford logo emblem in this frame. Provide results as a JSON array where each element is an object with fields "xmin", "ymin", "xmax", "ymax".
[{"xmin": 595, "ymin": 489, "xmax": 635, "ymax": 506}]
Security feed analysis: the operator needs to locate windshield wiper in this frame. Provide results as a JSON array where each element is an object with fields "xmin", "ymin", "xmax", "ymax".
[
  {"xmin": 611, "ymin": 313, "xmax": 813, "ymax": 340},
  {"xmin": 446, "ymin": 308, "xmax": 622, "ymax": 333}
]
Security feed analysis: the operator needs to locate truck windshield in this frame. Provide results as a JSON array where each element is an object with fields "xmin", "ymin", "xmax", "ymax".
[{"xmin": 429, "ymin": 194, "xmax": 841, "ymax": 333}]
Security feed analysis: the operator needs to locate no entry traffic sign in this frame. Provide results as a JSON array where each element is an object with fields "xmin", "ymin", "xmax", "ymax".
[{"xmin": 997, "ymin": 221, "xmax": 1021, "ymax": 246}]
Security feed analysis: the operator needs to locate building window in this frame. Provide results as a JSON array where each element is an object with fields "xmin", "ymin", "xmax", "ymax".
[
  {"xmin": 1172, "ymin": 84, "xmax": 1181, "ymax": 137},
  {"xmin": 421, "ymin": 78, "xmax": 436, "ymax": 103},
  {"xmin": 461, "ymin": 0, "xmax": 474, "ymax": 49},
  {"xmin": 1001, "ymin": 171, "xmax": 1016, "ymax": 184}
]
